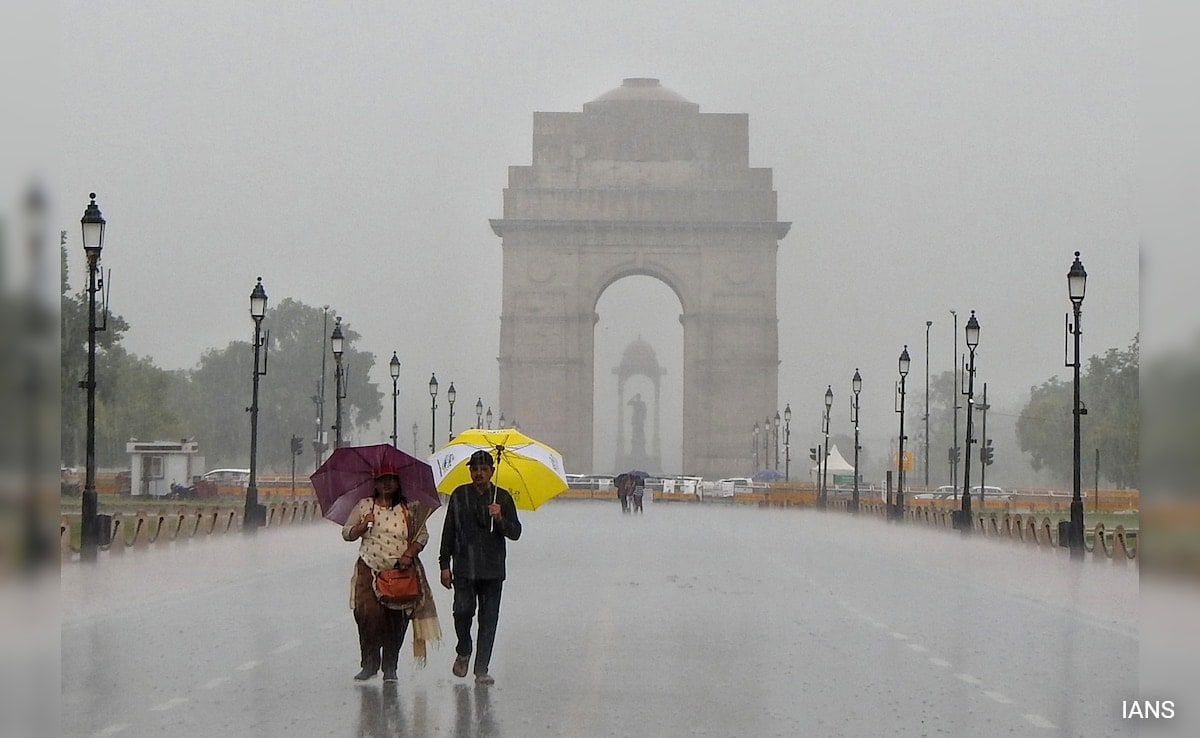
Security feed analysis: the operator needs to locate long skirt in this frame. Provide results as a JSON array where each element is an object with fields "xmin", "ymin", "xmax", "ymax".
[{"xmin": 352, "ymin": 558, "xmax": 411, "ymax": 672}]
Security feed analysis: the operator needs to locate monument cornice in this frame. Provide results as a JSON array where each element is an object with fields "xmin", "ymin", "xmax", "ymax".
[{"xmin": 490, "ymin": 218, "xmax": 791, "ymax": 240}]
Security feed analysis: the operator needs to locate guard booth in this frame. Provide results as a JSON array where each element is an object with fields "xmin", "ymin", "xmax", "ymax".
[{"xmin": 126, "ymin": 439, "xmax": 204, "ymax": 497}]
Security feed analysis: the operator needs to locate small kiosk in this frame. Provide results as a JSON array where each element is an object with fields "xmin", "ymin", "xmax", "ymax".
[{"xmin": 126, "ymin": 439, "xmax": 204, "ymax": 497}]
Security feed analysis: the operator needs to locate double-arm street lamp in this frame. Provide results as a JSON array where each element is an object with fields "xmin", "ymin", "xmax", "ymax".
[
  {"xmin": 389, "ymin": 352, "xmax": 401, "ymax": 447},
  {"xmin": 820, "ymin": 386, "xmax": 832, "ymax": 508},
  {"xmin": 79, "ymin": 194, "xmax": 107, "ymax": 561},
  {"xmin": 447, "ymin": 382, "xmax": 457, "ymax": 441},
  {"xmin": 245, "ymin": 278, "xmax": 269, "ymax": 531},
  {"xmin": 475, "ymin": 397, "xmax": 483, "ymax": 428},
  {"xmin": 851, "ymin": 369, "xmax": 862, "ymax": 513},
  {"xmin": 331, "ymin": 318, "xmax": 346, "ymax": 448},
  {"xmin": 428, "ymin": 374, "xmax": 439, "ymax": 453},
  {"xmin": 958, "ymin": 311, "xmax": 981, "ymax": 531},
  {"xmin": 783, "ymin": 404, "xmax": 792, "ymax": 481},
  {"xmin": 895, "ymin": 347, "xmax": 911, "ymax": 519},
  {"xmin": 1066, "ymin": 252, "xmax": 1088, "ymax": 558}
]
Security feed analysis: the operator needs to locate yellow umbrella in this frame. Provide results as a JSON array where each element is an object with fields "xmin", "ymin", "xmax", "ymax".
[{"xmin": 429, "ymin": 428, "xmax": 569, "ymax": 510}]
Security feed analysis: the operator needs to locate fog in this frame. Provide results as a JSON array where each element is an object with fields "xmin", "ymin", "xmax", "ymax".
[{"xmin": 50, "ymin": 1, "xmax": 1139, "ymax": 478}]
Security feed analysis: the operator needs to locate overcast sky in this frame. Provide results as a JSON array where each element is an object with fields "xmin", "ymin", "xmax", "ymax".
[{"xmin": 50, "ymin": 1, "xmax": 1141, "ymax": 475}]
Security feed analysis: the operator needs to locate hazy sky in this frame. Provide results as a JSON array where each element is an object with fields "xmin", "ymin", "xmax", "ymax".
[{"xmin": 52, "ymin": 1, "xmax": 1139, "ymax": 475}]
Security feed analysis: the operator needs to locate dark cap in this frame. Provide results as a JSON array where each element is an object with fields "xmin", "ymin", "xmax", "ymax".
[{"xmin": 467, "ymin": 450, "xmax": 494, "ymax": 468}]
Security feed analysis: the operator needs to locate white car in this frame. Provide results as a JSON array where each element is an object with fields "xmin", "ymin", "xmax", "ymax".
[{"xmin": 200, "ymin": 469, "xmax": 250, "ymax": 487}]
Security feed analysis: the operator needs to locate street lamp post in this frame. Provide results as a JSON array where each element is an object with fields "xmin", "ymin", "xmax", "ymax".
[
  {"xmin": 244, "ymin": 277, "xmax": 269, "ymax": 531},
  {"xmin": 783, "ymin": 404, "xmax": 792, "ymax": 481},
  {"xmin": 475, "ymin": 397, "xmax": 483, "ymax": 429},
  {"xmin": 851, "ymin": 369, "xmax": 862, "ymax": 513},
  {"xmin": 313, "ymin": 305, "xmax": 329, "ymax": 471},
  {"xmin": 958, "ymin": 311, "xmax": 981, "ymax": 531},
  {"xmin": 950, "ymin": 309, "xmax": 960, "ymax": 497},
  {"xmin": 895, "ymin": 347, "xmax": 911, "ymax": 519},
  {"xmin": 499, "ymin": 413, "xmax": 506, "ymax": 429},
  {"xmin": 331, "ymin": 318, "xmax": 346, "ymax": 448},
  {"xmin": 821, "ymin": 386, "xmax": 832, "ymax": 509},
  {"xmin": 428, "ymin": 374, "xmax": 439, "ymax": 453},
  {"xmin": 753, "ymin": 423, "xmax": 760, "ymax": 473},
  {"xmin": 389, "ymin": 352, "xmax": 400, "ymax": 447},
  {"xmin": 1066, "ymin": 252, "xmax": 1088, "ymax": 558},
  {"xmin": 447, "ymin": 382, "xmax": 457, "ymax": 441},
  {"xmin": 924, "ymin": 320, "xmax": 932, "ymax": 488},
  {"xmin": 773, "ymin": 411, "xmax": 781, "ymax": 471},
  {"xmin": 486, "ymin": 406, "xmax": 493, "ymax": 430},
  {"xmin": 411, "ymin": 422, "xmax": 418, "ymax": 454},
  {"xmin": 79, "ymin": 194, "xmax": 106, "ymax": 561}
]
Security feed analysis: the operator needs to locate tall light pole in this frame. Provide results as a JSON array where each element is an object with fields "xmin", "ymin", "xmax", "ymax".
[
  {"xmin": 486, "ymin": 406, "xmax": 493, "ymax": 430},
  {"xmin": 499, "ymin": 412, "xmax": 506, "ymax": 429},
  {"xmin": 950, "ymin": 309, "xmax": 960, "ymax": 497},
  {"xmin": 245, "ymin": 277, "xmax": 269, "ymax": 531},
  {"xmin": 79, "ymin": 194, "xmax": 106, "ymax": 561},
  {"xmin": 411, "ymin": 422, "xmax": 419, "ymax": 455},
  {"xmin": 1066, "ymin": 252, "xmax": 1088, "ymax": 558},
  {"xmin": 389, "ymin": 352, "xmax": 401, "ymax": 447},
  {"xmin": 924, "ymin": 320, "xmax": 932, "ymax": 488},
  {"xmin": 753, "ymin": 423, "xmax": 760, "ymax": 473},
  {"xmin": 851, "ymin": 369, "xmax": 862, "ymax": 513},
  {"xmin": 895, "ymin": 347, "xmax": 911, "ymax": 519},
  {"xmin": 313, "ymin": 305, "xmax": 329, "ymax": 471},
  {"xmin": 428, "ymin": 374, "xmax": 439, "ymax": 453},
  {"xmin": 447, "ymin": 382, "xmax": 457, "ymax": 441},
  {"xmin": 773, "ymin": 411, "xmax": 781, "ymax": 471},
  {"xmin": 475, "ymin": 397, "xmax": 483, "ymax": 429},
  {"xmin": 958, "ymin": 311, "xmax": 981, "ymax": 531},
  {"xmin": 331, "ymin": 318, "xmax": 346, "ymax": 448},
  {"xmin": 821, "ymin": 386, "xmax": 832, "ymax": 509},
  {"xmin": 783, "ymin": 404, "xmax": 792, "ymax": 481}
]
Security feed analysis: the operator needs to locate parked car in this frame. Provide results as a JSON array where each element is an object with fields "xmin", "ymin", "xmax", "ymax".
[
  {"xmin": 911, "ymin": 485, "xmax": 956, "ymax": 500},
  {"xmin": 971, "ymin": 485, "xmax": 1011, "ymax": 501},
  {"xmin": 200, "ymin": 469, "xmax": 251, "ymax": 488}
]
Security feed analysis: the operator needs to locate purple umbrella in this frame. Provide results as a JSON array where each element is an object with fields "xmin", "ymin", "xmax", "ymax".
[{"xmin": 310, "ymin": 444, "xmax": 441, "ymax": 525}]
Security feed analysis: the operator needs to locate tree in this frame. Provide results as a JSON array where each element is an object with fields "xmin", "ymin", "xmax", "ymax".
[
  {"xmin": 175, "ymin": 299, "xmax": 383, "ymax": 471},
  {"xmin": 1015, "ymin": 335, "xmax": 1138, "ymax": 487}
]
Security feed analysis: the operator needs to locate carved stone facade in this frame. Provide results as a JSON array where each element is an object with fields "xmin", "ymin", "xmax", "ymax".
[{"xmin": 490, "ymin": 78, "xmax": 789, "ymax": 479}]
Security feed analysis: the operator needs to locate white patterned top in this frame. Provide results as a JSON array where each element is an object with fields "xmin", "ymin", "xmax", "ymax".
[{"xmin": 342, "ymin": 497, "xmax": 428, "ymax": 572}]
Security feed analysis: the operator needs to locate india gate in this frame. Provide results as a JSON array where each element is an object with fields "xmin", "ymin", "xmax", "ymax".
[{"xmin": 490, "ymin": 78, "xmax": 790, "ymax": 480}]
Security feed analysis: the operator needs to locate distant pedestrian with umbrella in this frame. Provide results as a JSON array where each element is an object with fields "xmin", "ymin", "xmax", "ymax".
[
  {"xmin": 311, "ymin": 444, "xmax": 443, "ymax": 683},
  {"xmin": 438, "ymin": 449, "xmax": 522, "ymax": 685}
]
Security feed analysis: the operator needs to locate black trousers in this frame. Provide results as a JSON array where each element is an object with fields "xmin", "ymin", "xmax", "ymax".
[{"xmin": 452, "ymin": 577, "xmax": 504, "ymax": 674}]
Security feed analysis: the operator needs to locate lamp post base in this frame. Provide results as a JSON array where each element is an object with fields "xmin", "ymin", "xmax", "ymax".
[{"xmin": 1069, "ymin": 497, "xmax": 1085, "ymax": 560}]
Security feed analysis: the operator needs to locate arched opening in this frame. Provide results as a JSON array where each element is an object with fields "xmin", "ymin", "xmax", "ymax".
[{"xmin": 592, "ymin": 276, "xmax": 683, "ymax": 476}]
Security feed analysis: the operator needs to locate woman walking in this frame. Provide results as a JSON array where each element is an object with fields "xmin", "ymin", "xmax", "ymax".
[{"xmin": 342, "ymin": 465, "xmax": 441, "ymax": 681}]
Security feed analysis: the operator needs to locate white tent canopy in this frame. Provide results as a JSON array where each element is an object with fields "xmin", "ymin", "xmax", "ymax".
[{"xmin": 811, "ymin": 444, "xmax": 854, "ymax": 477}]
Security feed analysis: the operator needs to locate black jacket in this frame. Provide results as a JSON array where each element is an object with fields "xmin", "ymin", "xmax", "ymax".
[{"xmin": 438, "ymin": 482, "xmax": 522, "ymax": 580}]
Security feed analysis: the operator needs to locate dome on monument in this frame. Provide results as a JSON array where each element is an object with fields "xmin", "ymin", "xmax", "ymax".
[
  {"xmin": 615, "ymin": 336, "xmax": 666, "ymax": 376},
  {"xmin": 591, "ymin": 78, "xmax": 693, "ymax": 105}
]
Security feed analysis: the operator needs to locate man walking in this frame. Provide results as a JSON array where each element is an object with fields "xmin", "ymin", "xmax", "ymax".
[{"xmin": 439, "ymin": 450, "xmax": 522, "ymax": 685}]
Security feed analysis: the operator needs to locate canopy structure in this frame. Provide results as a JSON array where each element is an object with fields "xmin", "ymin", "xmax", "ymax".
[{"xmin": 811, "ymin": 444, "xmax": 856, "ymax": 483}]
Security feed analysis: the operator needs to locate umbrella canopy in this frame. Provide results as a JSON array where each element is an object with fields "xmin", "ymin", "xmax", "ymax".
[
  {"xmin": 430, "ymin": 428, "xmax": 568, "ymax": 510},
  {"xmin": 310, "ymin": 444, "xmax": 440, "ymax": 525}
]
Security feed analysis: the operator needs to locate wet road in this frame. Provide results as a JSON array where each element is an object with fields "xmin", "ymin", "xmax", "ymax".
[{"xmin": 62, "ymin": 501, "xmax": 1139, "ymax": 737}]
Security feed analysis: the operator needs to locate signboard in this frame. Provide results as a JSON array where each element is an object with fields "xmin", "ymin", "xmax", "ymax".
[{"xmin": 893, "ymin": 451, "xmax": 914, "ymax": 471}]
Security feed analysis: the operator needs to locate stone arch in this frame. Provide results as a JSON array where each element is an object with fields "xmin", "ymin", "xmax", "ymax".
[{"xmin": 491, "ymin": 78, "xmax": 789, "ymax": 478}]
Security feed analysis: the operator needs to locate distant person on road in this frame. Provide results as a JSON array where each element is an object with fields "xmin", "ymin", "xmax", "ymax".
[
  {"xmin": 342, "ymin": 466, "xmax": 441, "ymax": 682},
  {"xmin": 631, "ymin": 476, "xmax": 645, "ymax": 513},
  {"xmin": 439, "ymin": 450, "xmax": 522, "ymax": 685},
  {"xmin": 615, "ymin": 473, "xmax": 631, "ymax": 513}
]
